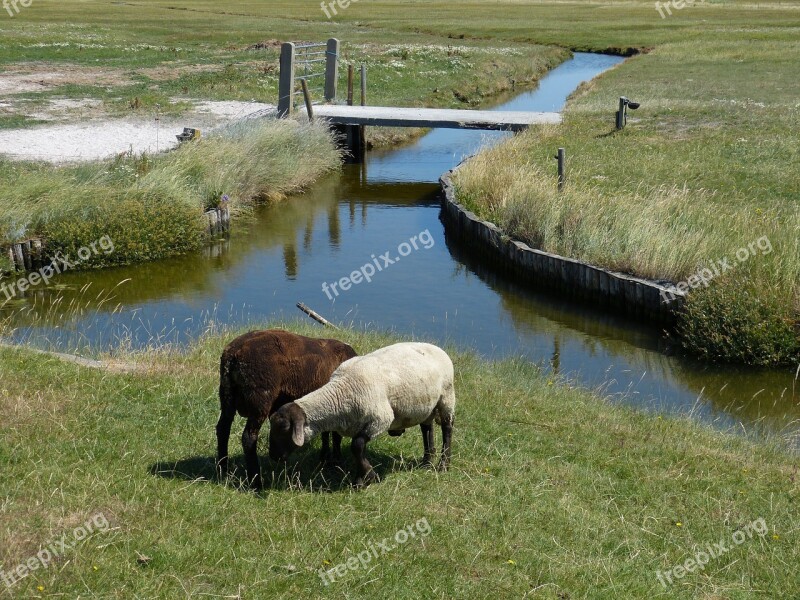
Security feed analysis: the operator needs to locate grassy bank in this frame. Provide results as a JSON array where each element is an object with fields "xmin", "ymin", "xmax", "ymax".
[
  {"xmin": 451, "ymin": 22, "xmax": 800, "ymax": 366},
  {"xmin": 0, "ymin": 119, "xmax": 340, "ymax": 269},
  {"xmin": 0, "ymin": 323, "xmax": 797, "ymax": 598}
]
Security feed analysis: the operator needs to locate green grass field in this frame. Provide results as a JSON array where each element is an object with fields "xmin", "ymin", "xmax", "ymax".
[
  {"xmin": 0, "ymin": 323, "xmax": 797, "ymax": 598},
  {"xmin": 1, "ymin": 4, "xmax": 799, "ymax": 595}
]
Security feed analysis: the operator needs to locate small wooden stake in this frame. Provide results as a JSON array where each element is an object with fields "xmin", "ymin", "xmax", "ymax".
[
  {"xmin": 360, "ymin": 63, "xmax": 367, "ymax": 106},
  {"xmin": 555, "ymin": 147, "xmax": 565, "ymax": 191},
  {"xmin": 300, "ymin": 78, "xmax": 314, "ymax": 122},
  {"xmin": 21, "ymin": 240, "xmax": 32, "ymax": 271},
  {"xmin": 31, "ymin": 238, "xmax": 43, "ymax": 268},
  {"xmin": 347, "ymin": 64, "xmax": 354, "ymax": 106},
  {"xmin": 11, "ymin": 243, "xmax": 24, "ymax": 271},
  {"xmin": 616, "ymin": 97, "xmax": 626, "ymax": 129}
]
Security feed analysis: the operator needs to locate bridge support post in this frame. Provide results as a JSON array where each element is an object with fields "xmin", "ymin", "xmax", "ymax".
[
  {"xmin": 278, "ymin": 42, "xmax": 295, "ymax": 117},
  {"xmin": 332, "ymin": 124, "xmax": 366, "ymax": 163},
  {"xmin": 342, "ymin": 125, "xmax": 366, "ymax": 163}
]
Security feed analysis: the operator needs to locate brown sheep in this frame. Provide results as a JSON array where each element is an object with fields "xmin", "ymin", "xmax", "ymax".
[{"xmin": 216, "ymin": 329, "xmax": 357, "ymax": 489}]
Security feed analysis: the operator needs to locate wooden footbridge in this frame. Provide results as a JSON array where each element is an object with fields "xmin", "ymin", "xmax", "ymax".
[
  {"xmin": 310, "ymin": 105, "xmax": 560, "ymax": 131},
  {"xmin": 277, "ymin": 39, "xmax": 558, "ymax": 157}
]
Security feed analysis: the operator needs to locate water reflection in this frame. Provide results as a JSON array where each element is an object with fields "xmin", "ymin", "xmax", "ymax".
[{"xmin": 1, "ymin": 53, "xmax": 797, "ymax": 440}]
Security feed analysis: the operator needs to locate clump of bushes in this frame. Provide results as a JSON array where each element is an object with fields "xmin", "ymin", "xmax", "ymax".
[
  {"xmin": 676, "ymin": 277, "xmax": 800, "ymax": 366},
  {"xmin": 40, "ymin": 188, "xmax": 206, "ymax": 268}
]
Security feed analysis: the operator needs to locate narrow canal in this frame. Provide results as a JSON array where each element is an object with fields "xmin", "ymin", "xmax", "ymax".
[{"xmin": 4, "ymin": 53, "xmax": 798, "ymax": 438}]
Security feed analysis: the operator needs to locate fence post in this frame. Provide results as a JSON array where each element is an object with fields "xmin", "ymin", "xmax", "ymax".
[
  {"xmin": 556, "ymin": 147, "xmax": 565, "ymax": 190},
  {"xmin": 360, "ymin": 63, "xmax": 366, "ymax": 106},
  {"xmin": 278, "ymin": 42, "xmax": 295, "ymax": 117},
  {"xmin": 324, "ymin": 38, "xmax": 339, "ymax": 101},
  {"xmin": 615, "ymin": 96, "xmax": 626, "ymax": 129},
  {"xmin": 347, "ymin": 63, "xmax": 354, "ymax": 106},
  {"xmin": 300, "ymin": 78, "xmax": 314, "ymax": 122}
]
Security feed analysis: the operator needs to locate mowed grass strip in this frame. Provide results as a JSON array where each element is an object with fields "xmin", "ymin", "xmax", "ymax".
[{"xmin": 0, "ymin": 323, "xmax": 797, "ymax": 598}]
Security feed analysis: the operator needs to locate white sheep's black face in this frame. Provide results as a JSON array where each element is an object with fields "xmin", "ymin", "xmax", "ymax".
[{"xmin": 269, "ymin": 404, "xmax": 305, "ymax": 461}]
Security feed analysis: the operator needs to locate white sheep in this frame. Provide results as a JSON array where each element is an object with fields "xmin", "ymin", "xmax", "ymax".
[{"xmin": 268, "ymin": 342, "xmax": 456, "ymax": 486}]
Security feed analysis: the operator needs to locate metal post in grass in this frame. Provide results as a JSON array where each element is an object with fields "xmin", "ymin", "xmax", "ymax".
[
  {"xmin": 324, "ymin": 38, "xmax": 339, "ymax": 101},
  {"xmin": 300, "ymin": 78, "xmax": 314, "ymax": 122},
  {"xmin": 555, "ymin": 147, "xmax": 565, "ymax": 190},
  {"xmin": 278, "ymin": 42, "xmax": 296, "ymax": 117},
  {"xmin": 347, "ymin": 64, "xmax": 354, "ymax": 106},
  {"xmin": 360, "ymin": 63, "xmax": 367, "ymax": 106},
  {"xmin": 616, "ymin": 96, "xmax": 640, "ymax": 130}
]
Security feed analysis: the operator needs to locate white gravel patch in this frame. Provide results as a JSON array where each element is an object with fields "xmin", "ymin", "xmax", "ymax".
[
  {"xmin": 192, "ymin": 100, "xmax": 273, "ymax": 119},
  {"xmin": 0, "ymin": 100, "xmax": 276, "ymax": 164}
]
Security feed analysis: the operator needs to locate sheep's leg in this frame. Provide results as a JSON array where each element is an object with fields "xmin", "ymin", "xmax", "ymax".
[
  {"xmin": 420, "ymin": 423, "xmax": 435, "ymax": 467},
  {"xmin": 242, "ymin": 416, "xmax": 265, "ymax": 490},
  {"xmin": 438, "ymin": 417, "xmax": 453, "ymax": 471},
  {"xmin": 320, "ymin": 431, "xmax": 331, "ymax": 461},
  {"xmin": 319, "ymin": 432, "xmax": 344, "ymax": 465},
  {"xmin": 319, "ymin": 431, "xmax": 343, "ymax": 465},
  {"xmin": 332, "ymin": 431, "xmax": 343, "ymax": 461},
  {"xmin": 216, "ymin": 408, "xmax": 236, "ymax": 480},
  {"xmin": 216, "ymin": 409, "xmax": 236, "ymax": 479},
  {"xmin": 216, "ymin": 366, "xmax": 236, "ymax": 480},
  {"xmin": 351, "ymin": 434, "xmax": 379, "ymax": 488}
]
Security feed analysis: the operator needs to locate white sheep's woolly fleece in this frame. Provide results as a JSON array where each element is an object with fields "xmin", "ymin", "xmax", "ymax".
[{"xmin": 296, "ymin": 342, "xmax": 456, "ymax": 441}]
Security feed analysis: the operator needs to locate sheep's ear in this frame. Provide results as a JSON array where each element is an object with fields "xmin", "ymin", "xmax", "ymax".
[{"xmin": 291, "ymin": 416, "xmax": 305, "ymax": 447}]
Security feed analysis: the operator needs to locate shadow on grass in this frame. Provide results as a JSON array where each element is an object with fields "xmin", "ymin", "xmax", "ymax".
[{"xmin": 149, "ymin": 447, "xmax": 424, "ymax": 494}]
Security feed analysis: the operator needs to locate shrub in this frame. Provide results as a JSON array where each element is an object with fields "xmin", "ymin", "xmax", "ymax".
[{"xmin": 677, "ymin": 278, "xmax": 800, "ymax": 366}]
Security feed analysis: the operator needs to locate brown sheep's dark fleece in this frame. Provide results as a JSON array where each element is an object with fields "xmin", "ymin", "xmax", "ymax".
[{"xmin": 216, "ymin": 329, "xmax": 357, "ymax": 489}]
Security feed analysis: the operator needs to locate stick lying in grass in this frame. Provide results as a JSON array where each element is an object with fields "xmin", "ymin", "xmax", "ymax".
[{"xmin": 296, "ymin": 302, "xmax": 338, "ymax": 328}]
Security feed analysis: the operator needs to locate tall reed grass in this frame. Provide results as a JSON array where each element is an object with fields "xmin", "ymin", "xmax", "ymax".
[{"xmin": 0, "ymin": 119, "xmax": 341, "ymax": 267}]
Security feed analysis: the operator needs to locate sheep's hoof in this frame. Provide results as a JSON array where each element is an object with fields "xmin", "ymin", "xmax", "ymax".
[
  {"xmin": 354, "ymin": 470, "xmax": 380, "ymax": 488},
  {"xmin": 436, "ymin": 461, "xmax": 449, "ymax": 472},
  {"xmin": 420, "ymin": 456, "xmax": 434, "ymax": 469}
]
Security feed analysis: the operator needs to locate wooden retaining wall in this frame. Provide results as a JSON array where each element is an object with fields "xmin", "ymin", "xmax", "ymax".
[
  {"xmin": 439, "ymin": 169, "xmax": 685, "ymax": 324},
  {"xmin": 3, "ymin": 238, "xmax": 46, "ymax": 273}
]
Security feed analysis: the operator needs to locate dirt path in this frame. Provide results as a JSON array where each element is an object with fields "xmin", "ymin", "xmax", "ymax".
[{"xmin": 0, "ymin": 100, "xmax": 275, "ymax": 163}]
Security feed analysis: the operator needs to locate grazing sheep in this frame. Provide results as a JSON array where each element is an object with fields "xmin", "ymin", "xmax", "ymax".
[
  {"xmin": 217, "ymin": 329, "xmax": 357, "ymax": 489},
  {"xmin": 268, "ymin": 342, "xmax": 455, "ymax": 487}
]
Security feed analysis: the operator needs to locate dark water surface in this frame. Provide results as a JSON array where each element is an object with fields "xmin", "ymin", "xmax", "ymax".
[{"xmin": 4, "ymin": 54, "xmax": 798, "ymax": 438}]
